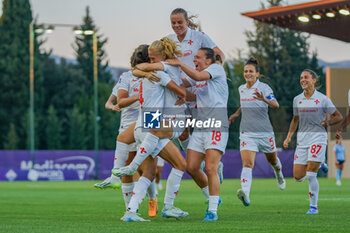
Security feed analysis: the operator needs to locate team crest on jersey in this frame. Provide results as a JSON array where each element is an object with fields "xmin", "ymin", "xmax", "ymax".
[{"xmin": 143, "ymin": 110, "xmax": 161, "ymax": 129}]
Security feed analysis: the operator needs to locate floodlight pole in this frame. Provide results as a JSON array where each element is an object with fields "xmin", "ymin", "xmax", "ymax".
[
  {"xmin": 93, "ymin": 32, "xmax": 99, "ymax": 180},
  {"xmin": 29, "ymin": 22, "xmax": 35, "ymax": 167}
]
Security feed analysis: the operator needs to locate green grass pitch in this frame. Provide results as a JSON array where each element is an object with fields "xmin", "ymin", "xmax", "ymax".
[{"xmin": 1, "ymin": 178, "xmax": 349, "ymax": 233}]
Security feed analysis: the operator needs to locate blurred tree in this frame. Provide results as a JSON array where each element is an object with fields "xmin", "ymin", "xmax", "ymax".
[
  {"xmin": 0, "ymin": 0, "xmax": 46, "ymax": 149},
  {"xmin": 73, "ymin": 6, "xmax": 112, "ymax": 89},
  {"xmin": 224, "ymin": 49, "xmax": 245, "ymax": 149},
  {"xmin": 45, "ymin": 105, "xmax": 63, "ymax": 149},
  {"xmin": 4, "ymin": 123, "xmax": 19, "ymax": 149},
  {"xmin": 67, "ymin": 105, "xmax": 87, "ymax": 149},
  {"xmin": 98, "ymin": 82, "xmax": 120, "ymax": 150},
  {"xmin": 0, "ymin": 0, "xmax": 30, "ymax": 148}
]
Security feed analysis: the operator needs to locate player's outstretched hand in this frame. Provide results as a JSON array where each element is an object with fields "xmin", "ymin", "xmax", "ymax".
[
  {"xmin": 112, "ymin": 104, "xmax": 121, "ymax": 112},
  {"xmin": 283, "ymin": 138, "xmax": 290, "ymax": 149},
  {"xmin": 320, "ymin": 120, "xmax": 329, "ymax": 128},
  {"xmin": 252, "ymin": 91, "xmax": 265, "ymax": 101},
  {"xmin": 175, "ymin": 97, "xmax": 186, "ymax": 106},
  {"xmin": 335, "ymin": 129, "xmax": 342, "ymax": 140},
  {"xmin": 145, "ymin": 72, "xmax": 160, "ymax": 83}
]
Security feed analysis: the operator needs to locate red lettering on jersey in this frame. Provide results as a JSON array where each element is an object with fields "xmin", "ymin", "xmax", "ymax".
[
  {"xmin": 254, "ymin": 88, "xmax": 258, "ymax": 92},
  {"xmin": 196, "ymin": 82, "xmax": 208, "ymax": 88},
  {"xmin": 114, "ymin": 156, "xmax": 117, "ymax": 160},
  {"xmin": 308, "ymin": 192, "xmax": 314, "ymax": 198},
  {"xmin": 314, "ymin": 99, "xmax": 320, "ymax": 104},
  {"xmin": 140, "ymin": 147, "xmax": 147, "ymax": 154},
  {"xmin": 131, "ymin": 192, "xmax": 135, "ymax": 196},
  {"xmin": 299, "ymin": 101, "xmax": 302, "ymax": 104},
  {"xmin": 188, "ymin": 40, "xmax": 193, "ymax": 45},
  {"xmin": 133, "ymin": 88, "xmax": 139, "ymax": 92},
  {"xmin": 132, "ymin": 79, "xmax": 137, "ymax": 82},
  {"xmin": 240, "ymin": 90, "xmax": 243, "ymax": 93},
  {"xmin": 312, "ymin": 154, "xmax": 317, "ymax": 158},
  {"xmin": 294, "ymin": 154, "xmax": 298, "ymax": 160},
  {"xmin": 183, "ymin": 50, "xmax": 192, "ymax": 57},
  {"xmin": 174, "ymin": 190, "xmax": 179, "ymax": 196},
  {"xmin": 211, "ymin": 141, "xmax": 217, "ymax": 145},
  {"xmin": 242, "ymin": 178, "xmax": 247, "ymax": 183},
  {"xmin": 139, "ymin": 82, "xmax": 144, "ymax": 108},
  {"xmin": 241, "ymin": 141, "xmax": 246, "ymax": 147}
]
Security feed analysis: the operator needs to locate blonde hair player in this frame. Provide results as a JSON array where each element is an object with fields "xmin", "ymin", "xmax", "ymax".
[
  {"xmin": 94, "ymin": 44, "xmax": 160, "ymax": 217},
  {"xmin": 283, "ymin": 69, "xmax": 343, "ymax": 214},
  {"xmin": 112, "ymin": 38, "xmax": 189, "ymax": 221},
  {"xmin": 228, "ymin": 57, "xmax": 286, "ymax": 207}
]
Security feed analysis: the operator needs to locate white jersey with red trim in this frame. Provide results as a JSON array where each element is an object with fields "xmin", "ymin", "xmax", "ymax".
[
  {"xmin": 135, "ymin": 71, "xmax": 171, "ymax": 128},
  {"xmin": 293, "ymin": 90, "xmax": 336, "ymax": 147},
  {"xmin": 188, "ymin": 64, "xmax": 228, "ymax": 128},
  {"xmin": 113, "ymin": 71, "xmax": 140, "ymax": 130},
  {"xmin": 167, "ymin": 28, "xmax": 217, "ymax": 107},
  {"xmin": 167, "ymin": 28, "xmax": 216, "ymax": 69},
  {"xmin": 239, "ymin": 80, "xmax": 276, "ymax": 138},
  {"xmin": 161, "ymin": 62, "xmax": 186, "ymax": 118}
]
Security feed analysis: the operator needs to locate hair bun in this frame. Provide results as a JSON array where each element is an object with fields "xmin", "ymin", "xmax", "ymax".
[{"xmin": 247, "ymin": 57, "xmax": 258, "ymax": 65}]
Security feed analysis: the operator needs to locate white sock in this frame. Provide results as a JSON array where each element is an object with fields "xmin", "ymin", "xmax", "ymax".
[
  {"xmin": 109, "ymin": 174, "xmax": 121, "ymax": 183},
  {"xmin": 306, "ymin": 172, "xmax": 319, "ymax": 208},
  {"xmin": 129, "ymin": 133, "xmax": 159, "ymax": 171},
  {"xmin": 208, "ymin": 195, "xmax": 219, "ymax": 214},
  {"xmin": 201, "ymin": 186, "xmax": 209, "ymax": 200},
  {"xmin": 164, "ymin": 168, "xmax": 184, "ymax": 208},
  {"xmin": 127, "ymin": 177, "xmax": 151, "ymax": 212},
  {"xmin": 114, "ymin": 142, "xmax": 130, "ymax": 169},
  {"xmin": 271, "ymin": 157, "xmax": 282, "ymax": 172},
  {"xmin": 241, "ymin": 167, "xmax": 252, "ymax": 198},
  {"xmin": 295, "ymin": 176, "xmax": 306, "ymax": 182},
  {"xmin": 157, "ymin": 181, "xmax": 163, "ymax": 190},
  {"xmin": 178, "ymin": 137, "xmax": 189, "ymax": 151},
  {"xmin": 147, "ymin": 179, "xmax": 157, "ymax": 200},
  {"xmin": 121, "ymin": 182, "xmax": 134, "ymax": 210}
]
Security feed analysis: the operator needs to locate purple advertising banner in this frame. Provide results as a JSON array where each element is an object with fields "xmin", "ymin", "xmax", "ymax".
[{"xmin": 0, "ymin": 150, "xmax": 294, "ymax": 181}]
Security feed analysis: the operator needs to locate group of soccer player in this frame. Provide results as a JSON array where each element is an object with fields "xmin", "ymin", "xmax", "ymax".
[{"xmin": 94, "ymin": 7, "xmax": 346, "ymax": 221}]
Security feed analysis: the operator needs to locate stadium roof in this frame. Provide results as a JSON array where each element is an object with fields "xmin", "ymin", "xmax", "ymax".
[{"xmin": 241, "ymin": 0, "xmax": 350, "ymax": 42}]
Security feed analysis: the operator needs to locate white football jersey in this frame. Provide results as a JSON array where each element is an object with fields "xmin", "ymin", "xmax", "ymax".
[
  {"xmin": 167, "ymin": 28, "xmax": 216, "ymax": 70},
  {"xmin": 161, "ymin": 62, "xmax": 186, "ymax": 118},
  {"xmin": 239, "ymin": 80, "xmax": 276, "ymax": 138},
  {"xmin": 293, "ymin": 90, "xmax": 336, "ymax": 147},
  {"xmin": 135, "ymin": 71, "xmax": 171, "ymax": 128},
  {"xmin": 113, "ymin": 71, "xmax": 140, "ymax": 129},
  {"xmin": 189, "ymin": 64, "xmax": 228, "ymax": 128},
  {"xmin": 168, "ymin": 28, "xmax": 217, "ymax": 106}
]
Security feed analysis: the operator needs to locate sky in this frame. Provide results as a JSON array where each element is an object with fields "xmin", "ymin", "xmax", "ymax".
[{"xmin": 1, "ymin": 0, "xmax": 350, "ymax": 68}]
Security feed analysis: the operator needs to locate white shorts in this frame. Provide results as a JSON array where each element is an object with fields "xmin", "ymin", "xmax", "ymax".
[
  {"xmin": 118, "ymin": 123, "xmax": 137, "ymax": 152},
  {"xmin": 239, "ymin": 134, "xmax": 277, "ymax": 153},
  {"xmin": 188, "ymin": 129, "xmax": 228, "ymax": 154},
  {"xmin": 157, "ymin": 156, "xmax": 165, "ymax": 167},
  {"xmin": 134, "ymin": 127, "xmax": 170, "ymax": 158},
  {"xmin": 294, "ymin": 144, "xmax": 327, "ymax": 165}
]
